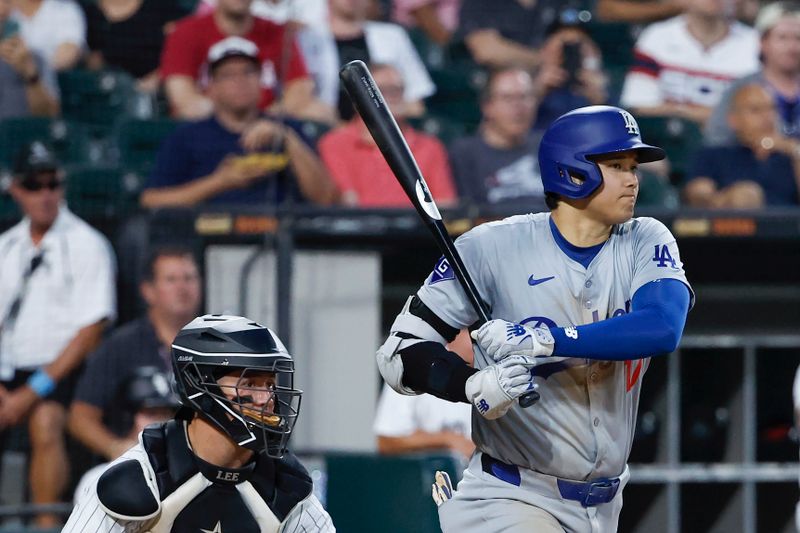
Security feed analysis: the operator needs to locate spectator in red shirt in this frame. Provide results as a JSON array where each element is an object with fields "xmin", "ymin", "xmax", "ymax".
[
  {"xmin": 160, "ymin": 0, "xmax": 334, "ymax": 122},
  {"xmin": 318, "ymin": 63, "xmax": 456, "ymax": 208}
]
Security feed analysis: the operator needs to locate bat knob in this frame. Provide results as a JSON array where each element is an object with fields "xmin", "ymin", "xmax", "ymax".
[{"xmin": 519, "ymin": 391, "xmax": 540, "ymax": 408}]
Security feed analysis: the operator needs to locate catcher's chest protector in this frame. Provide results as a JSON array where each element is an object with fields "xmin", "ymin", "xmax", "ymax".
[{"xmin": 137, "ymin": 420, "xmax": 313, "ymax": 533}]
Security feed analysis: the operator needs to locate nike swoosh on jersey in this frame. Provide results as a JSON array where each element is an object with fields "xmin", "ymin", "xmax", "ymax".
[{"xmin": 528, "ymin": 275, "xmax": 555, "ymax": 286}]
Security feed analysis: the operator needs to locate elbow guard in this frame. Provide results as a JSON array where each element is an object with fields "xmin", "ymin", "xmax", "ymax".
[
  {"xmin": 399, "ymin": 342, "xmax": 476, "ymax": 403},
  {"xmin": 377, "ymin": 295, "xmax": 469, "ymax": 398}
]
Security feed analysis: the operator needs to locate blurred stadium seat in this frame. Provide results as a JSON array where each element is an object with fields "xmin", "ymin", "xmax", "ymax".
[
  {"xmin": 57, "ymin": 69, "xmax": 138, "ymax": 133},
  {"xmin": 408, "ymin": 28, "xmax": 446, "ymax": 70},
  {"xmin": 634, "ymin": 116, "xmax": 704, "ymax": 183},
  {"xmin": 425, "ymin": 65, "xmax": 486, "ymax": 133},
  {"xmin": 407, "ymin": 114, "xmax": 466, "ymax": 146},
  {"xmin": 65, "ymin": 165, "xmax": 133, "ymax": 219},
  {"xmin": 112, "ymin": 118, "xmax": 179, "ymax": 177},
  {"xmin": 0, "ymin": 118, "xmax": 93, "ymax": 170}
]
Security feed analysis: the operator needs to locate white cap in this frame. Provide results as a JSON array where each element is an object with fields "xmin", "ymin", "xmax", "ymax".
[
  {"xmin": 755, "ymin": 1, "xmax": 800, "ymax": 35},
  {"xmin": 207, "ymin": 36, "xmax": 260, "ymax": 69}
]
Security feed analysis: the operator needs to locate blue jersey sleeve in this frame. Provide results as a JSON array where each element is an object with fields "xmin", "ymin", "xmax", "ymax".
[{"xmin": 549, "ymin": 278, "xmax": 691, "ymax": 360}]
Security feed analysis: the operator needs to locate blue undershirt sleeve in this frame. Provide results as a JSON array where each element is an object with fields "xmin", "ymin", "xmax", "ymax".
[{"xmin": 549, "ymin": 278, "xmax": 691, "ymax": 360}]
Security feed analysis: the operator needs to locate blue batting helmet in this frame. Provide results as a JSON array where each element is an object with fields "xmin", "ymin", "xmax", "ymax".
[{"xmin": 538, "ymin": 105, "xmax": 665, "ymax": 199}]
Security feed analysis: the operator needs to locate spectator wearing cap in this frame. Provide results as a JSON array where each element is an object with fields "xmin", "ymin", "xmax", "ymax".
[
  {"xmin": 684, "ymin": 83, "xmax": 800, "ymax": 208},
  {"xmin": 141, "ymin": 38, "xmax": 337, "ymax": 208},
  {"xmin": 160, "ymin": 0, "xmax": 334, "ymax": 123},
  {"xmin": 10, "ymin": 0, "xmax": 85, "ymax": 71},
  {"xmin": 318, "ymin": 63, "xmax": 455, "ymax": 207},
  {"xmin": 0, "ymin": 142, "xmax": 115, "ymax": 528},
  {"xmin": 620, "ymin": 0, "xmax": 760, "ymax": 124},
  {"xmin": 72, "ymin": 366, "xmax": 179, "ymax": 501},
  {"xmin": 69, "ymin": 246, "xmax": 200, "ymax": 461},
  {"xmin": 0, "ymin": 0, "xmax": 59, "ymax": 119},
  {"xmin": 706, "ymin": 2, "xmax": 800, "ymax": 145}
]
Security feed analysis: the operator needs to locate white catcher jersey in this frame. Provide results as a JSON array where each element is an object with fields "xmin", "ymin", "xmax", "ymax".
[
  {"xmin": 63, "ymin": 443, "xmax": 334, "ymax": 533},
  {"xmin": 416, "ymin": 213, "xmax": 692, "ymax": 481}
]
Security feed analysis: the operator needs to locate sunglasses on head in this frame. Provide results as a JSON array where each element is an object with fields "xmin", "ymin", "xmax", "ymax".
[{"xmin": 19, "ymin": 178, "xmax": 63, "ymax": 192}]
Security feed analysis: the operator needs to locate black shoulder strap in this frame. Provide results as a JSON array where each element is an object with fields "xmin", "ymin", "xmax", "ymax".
[
  {"xmin": 248, "ymin": 452, "xmax": 313, "ymax": 521},
  {"xmin": 141, "ymin": 420, "xmax": 198, "ymax": 500}
]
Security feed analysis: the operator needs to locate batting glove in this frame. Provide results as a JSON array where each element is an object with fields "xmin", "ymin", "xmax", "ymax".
[
  {"xmin": 431, "ymin": 471, "xmax": 453, "ymax": 507},
  {"xmin": 465, "ymin": 355, "xmax": 538, "ymax": 420},
  {"xmin": 471, "ymin": 320, "xmax": 555, "ymax": 363}
]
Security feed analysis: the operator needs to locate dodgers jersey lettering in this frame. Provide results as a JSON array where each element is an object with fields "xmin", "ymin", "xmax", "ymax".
[{"xmin": 416, "ymin": 212, "xmax": 692, "ymax": 481}]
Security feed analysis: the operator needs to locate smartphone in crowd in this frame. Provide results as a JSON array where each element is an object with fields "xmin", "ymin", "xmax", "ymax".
[{"xmin": 562, "ymin": 41, "xmax": 583, "ymax": 88}]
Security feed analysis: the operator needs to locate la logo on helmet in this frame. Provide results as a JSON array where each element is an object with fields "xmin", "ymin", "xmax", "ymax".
[{"xmin": 620, "ymin": 110, "xmax": 639, "ymax": 135}]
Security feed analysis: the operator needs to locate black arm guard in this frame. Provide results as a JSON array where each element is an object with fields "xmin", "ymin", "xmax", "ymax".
[
  {"xmin": 407, "ymin": 295, "xmax": 460, "ymax": 343},
  {"xmin": 399, "ymin": 341, "xmax": 477, "ymax": 403}
]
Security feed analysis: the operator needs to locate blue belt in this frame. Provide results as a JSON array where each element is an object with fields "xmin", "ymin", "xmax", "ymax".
[
  {"xmin": 556, "ymin": 477, "xmax": 620, "ymax": 507},
  {"xmin": 481, "ymin": 454, "xmax": 620, "ymax": 508}
]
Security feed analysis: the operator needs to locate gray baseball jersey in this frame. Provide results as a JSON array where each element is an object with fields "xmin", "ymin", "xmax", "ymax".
[{"xmin": 416, "ymin": 212, "xmax": 692, "ymax": 481}]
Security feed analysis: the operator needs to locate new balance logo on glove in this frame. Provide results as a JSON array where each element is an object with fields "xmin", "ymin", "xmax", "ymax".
[
  {"xmin": 477, "ymin": 399, "xmax": 490, "ymax": 414},
  {"xmin": 506, "ymin": 323, "xmax": 528, "ymax": 340}
]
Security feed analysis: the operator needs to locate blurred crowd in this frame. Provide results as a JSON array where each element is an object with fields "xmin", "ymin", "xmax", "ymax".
[
  {"xmin": 1, "ymin": 0, "xmax": 800, "ymax": 528},
  {"xmin": 0, "ymin": 0, "xmax": 799, "ymax": 216}
]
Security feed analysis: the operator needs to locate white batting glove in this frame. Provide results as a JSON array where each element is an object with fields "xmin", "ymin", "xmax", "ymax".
[
  {"xmin": 471, "ymin": 320, "xmax": 555, "ymax": 362},
  {"xmin": 431, "ymin": 471, "xmax": 453, "ymax": 507},
  {"xmin": 465, "ymin": 355, "xmax": 538, "ymax": 420}
]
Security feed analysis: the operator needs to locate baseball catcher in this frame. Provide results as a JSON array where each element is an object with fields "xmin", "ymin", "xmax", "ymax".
[{"xmin": 64, "ymin": 314, "xmax": 334, "ymax": 532}]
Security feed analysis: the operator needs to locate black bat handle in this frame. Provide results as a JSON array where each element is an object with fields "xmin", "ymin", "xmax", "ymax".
[{"xmin": 340, "ymin": 60, "xmax": 538, "ymax": 408}]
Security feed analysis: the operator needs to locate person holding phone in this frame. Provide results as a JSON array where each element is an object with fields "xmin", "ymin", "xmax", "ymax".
[
  {"xmin": 0, "ymin": 0, "xmax": 58, "ymax": 119},
  {"xmin": 532, "ymin": 19, "xmax": 609, "ymax": 131}
]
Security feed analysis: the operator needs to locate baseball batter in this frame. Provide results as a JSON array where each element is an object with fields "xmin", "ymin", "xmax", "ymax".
[{"xmin": 377, "ymin": 105, "xmax": 693, "ymax": 532}]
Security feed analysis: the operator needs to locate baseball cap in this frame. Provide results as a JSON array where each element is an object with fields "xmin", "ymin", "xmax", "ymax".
[
  {"xmin": 207, "ymin": 36, "xmax": 260, "ymax": 71},
  {"xmin": 755, "ymin": 1, "xmax": 800, "ymax": 35},
  {"xmin": 13, "ymin": 141, "xmax": 59, "ymax": 178}
]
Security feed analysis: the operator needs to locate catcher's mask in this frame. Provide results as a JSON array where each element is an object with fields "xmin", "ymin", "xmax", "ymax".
[{"xmin": 171, "ymin": 314, "xmax": 302, "ymax": 458}]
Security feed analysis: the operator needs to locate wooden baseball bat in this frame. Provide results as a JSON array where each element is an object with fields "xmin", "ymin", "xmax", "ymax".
[{"xmin": 339, "ymin": 60, "xmax": 539, "ymax": 408}]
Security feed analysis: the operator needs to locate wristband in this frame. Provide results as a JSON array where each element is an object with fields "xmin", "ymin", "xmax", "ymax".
[{"xmin": 27, "ymin": 369, "xmax": 56, "ymax": 397}]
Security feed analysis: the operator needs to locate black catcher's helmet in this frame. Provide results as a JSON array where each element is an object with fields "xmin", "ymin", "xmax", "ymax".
[{"xmin": 171, "ymin": 314, "xmax": 302, "ymax": 458}]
